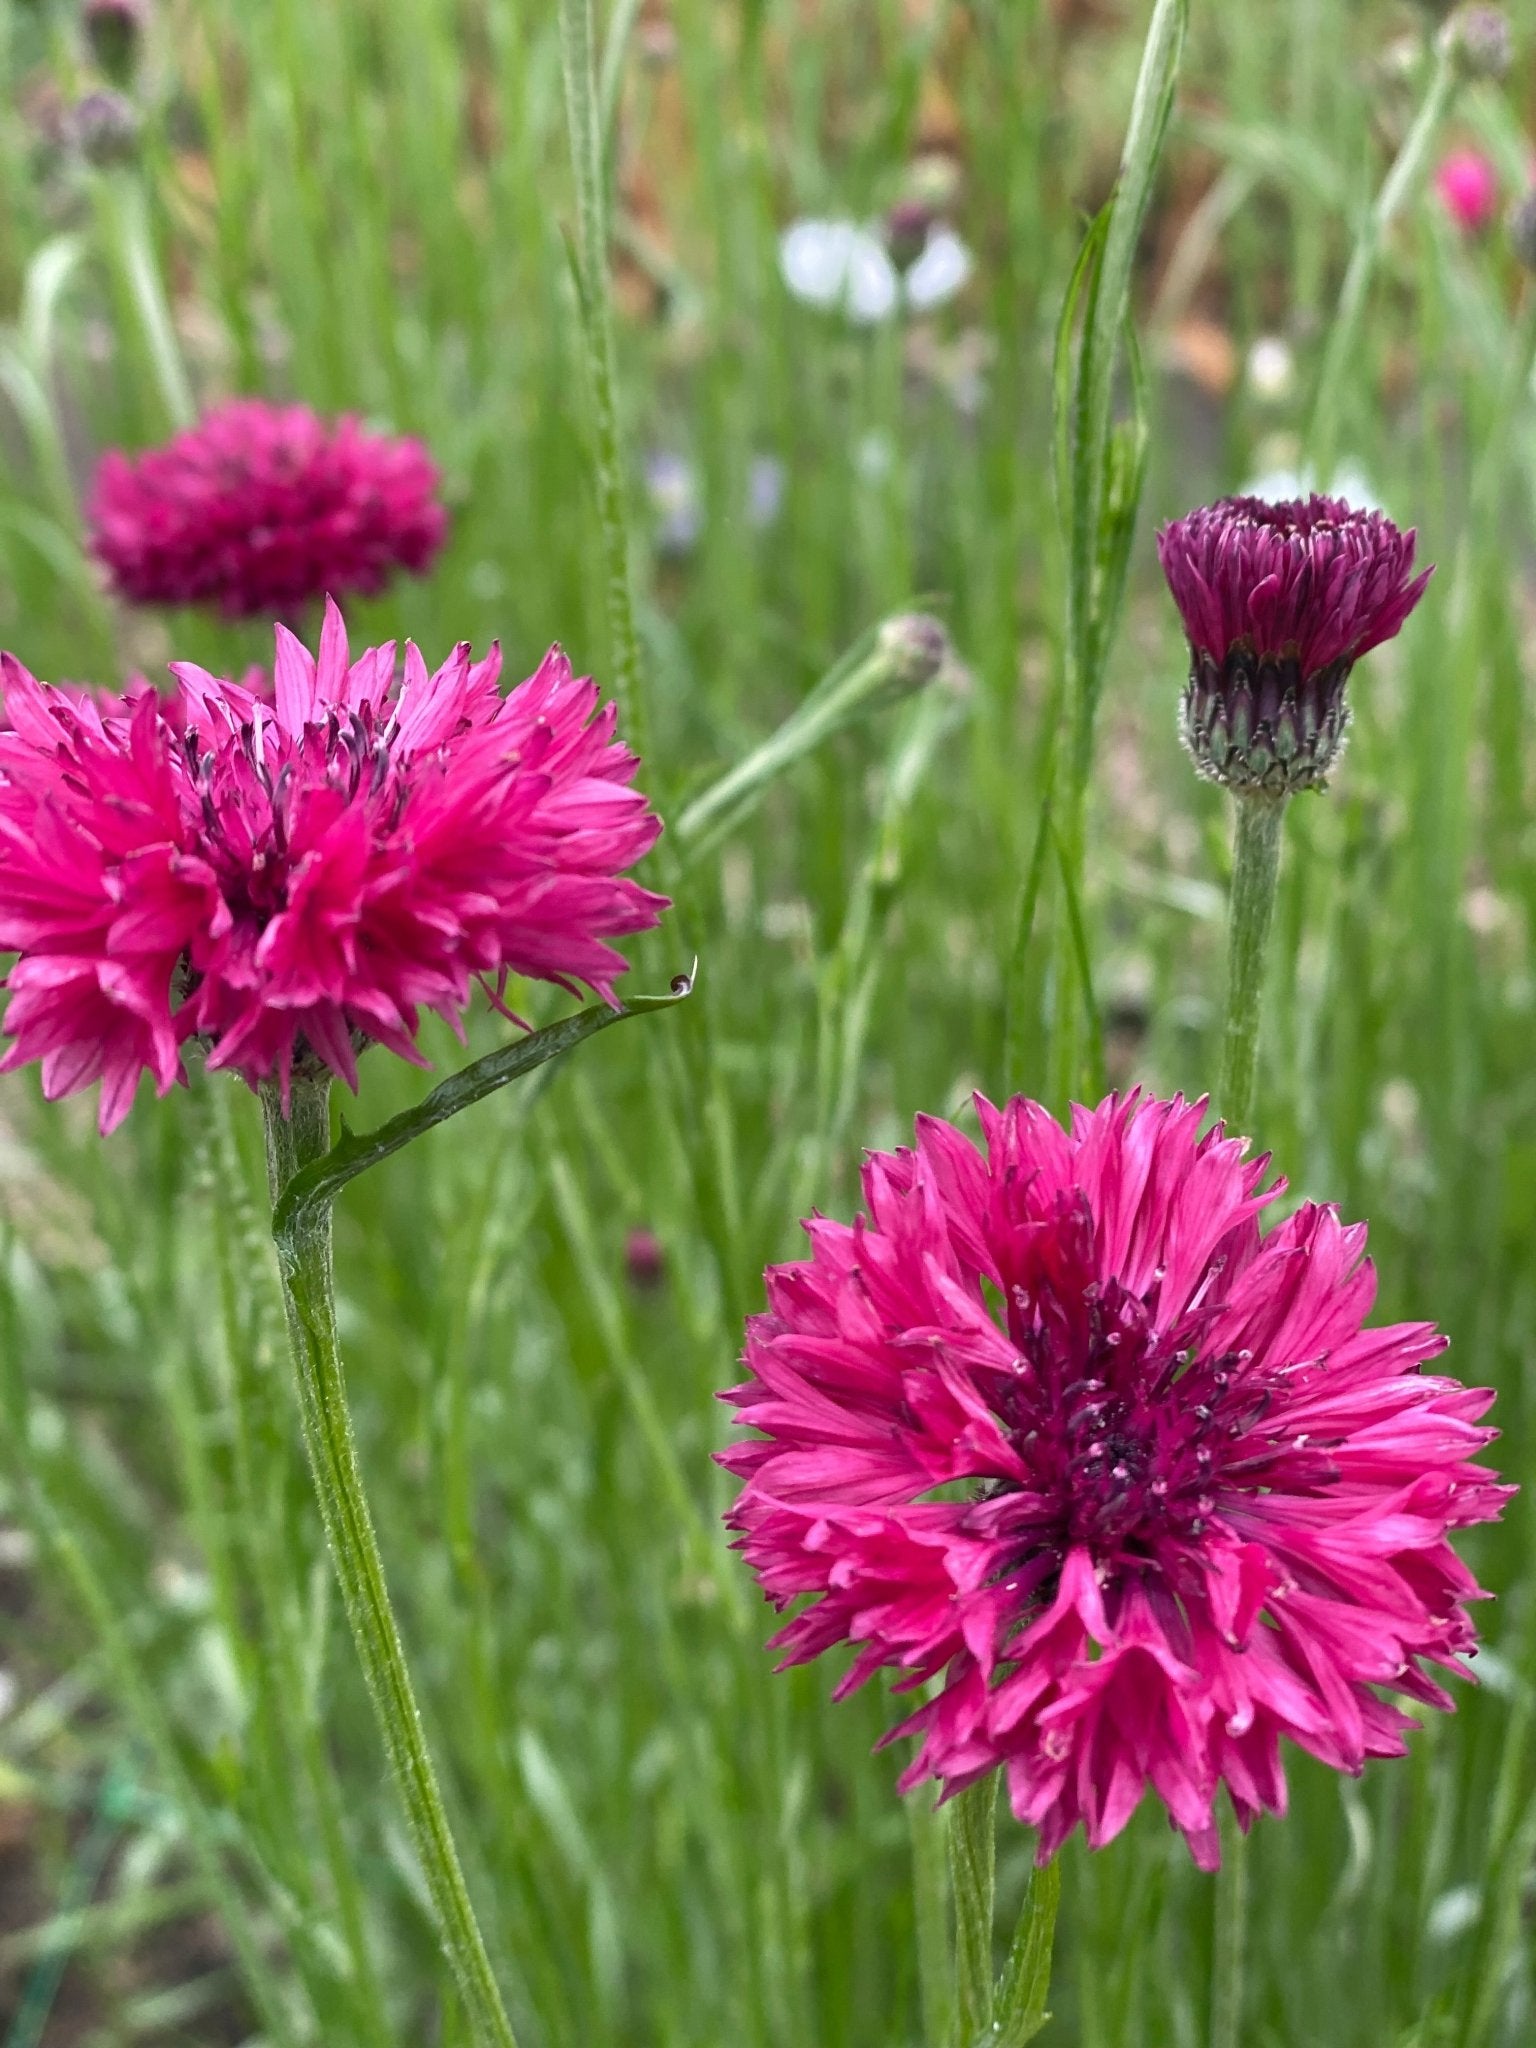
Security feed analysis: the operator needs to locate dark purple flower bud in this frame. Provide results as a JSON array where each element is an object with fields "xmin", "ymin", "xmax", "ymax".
[
  {"xmin": 885, "ymin": 198, "xmax": 935, "ymax": 273},
  {"xmin": 1158, "ymin": 495, "xmax": 1433, "ymax": 796},
  {"xmin": 875, "ymin": 611, "xmax": 957, "ymax": 695},
  {"xmin": 1437, "ymin": 7, "xmax": 1514, "ymax": 81},
  {"xmin": 625, "ymin": 1227, "xmax": 666, "ymax": 1291},
  {"xmin": 84, "ymin": 0, "xmax": 148, "ymax": 85},
  {"xmin": 70, "ymin": 88, "xmax": 141, "ymax": 167}
]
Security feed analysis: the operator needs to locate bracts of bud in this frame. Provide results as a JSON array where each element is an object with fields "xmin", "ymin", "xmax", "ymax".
[
  {"xmin": 70, "ymin": 88, "xmax": 141, "ymax": 167},
  {"xmin": 1437, "ymin": 7, "xmax": 1514, "ymax": 83},
  {"xmin": 1182, "ymin": 647, "xmax": 1351, "ymax": 797}
]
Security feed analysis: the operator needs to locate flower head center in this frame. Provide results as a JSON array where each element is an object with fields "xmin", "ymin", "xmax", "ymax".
[{"xmin": 974, "ymin": 1196, "xmax": 1249, "ymax": 1591}]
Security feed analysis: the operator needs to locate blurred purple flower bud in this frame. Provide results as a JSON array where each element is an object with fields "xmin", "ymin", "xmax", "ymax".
[
  {"xmin": 1437, "ymin": 7, "xmax": 1514, "ymax": 82},
  {"xmin": 70, "ymin": 88, "xmax": 141, "ymax": 167},
  {"xmin": 625, "ymin": 1228, "xmax": 666, "ymax": 1291},
  {"xmin": 84, "ymin": 0, "xmax": 148, "ymax": 85}
]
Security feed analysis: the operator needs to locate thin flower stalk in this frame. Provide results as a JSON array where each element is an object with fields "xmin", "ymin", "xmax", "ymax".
[{"xmin": 263, "ymin": 1075, "xmax": 520, "ymax": 2048}]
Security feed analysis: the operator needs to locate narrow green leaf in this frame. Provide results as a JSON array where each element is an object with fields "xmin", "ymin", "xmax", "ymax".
[
  {"xmin": 1051, "ymin": 208, "xmax": 1109, "ymax": 536},
  {"xmin": 947, "ymin": 1778, "xmax": 997, "ymax": 2048},
  {"xmin": 990, "ymin": 1856, "xmax": 1062, "ymax": 2048},
  {"xmin": 1052, "ymin": 819, "xmax": 1106, "ymax": 1102},
  {"xmin": 673, "ymin": 612, "xmax": 952, "ymax": 860},
  {"xmin": 1001, "ymin": 794, "xmax": 1057, "ymax": 1093},
  {"xmin": 1084, "ymin": 315, "xmax": 1151, "ymax": 699},
  {"xmin": 272, "ymin": 980, "xmax": 692, "ymax": 1247}
]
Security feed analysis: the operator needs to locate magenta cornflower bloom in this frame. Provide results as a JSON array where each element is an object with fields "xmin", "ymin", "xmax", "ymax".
[
  {"xmin": 1158, "ymin": 495, "xmax": 1431, "ymax": 795},
  {"xmin": 721, "ymin": 1092, "xmax": 1507, "ymax": 1869},
  {"xmin": 0, "ymin": 602, "xmax": 665, "ymax": 1131},
  {"xmin": 87, "ymin": 401, "xmax": 448, "ymax": 618},
  {"xmin": 1435, "ymin": 149, "xmax": 1501, "ymax": 234}
]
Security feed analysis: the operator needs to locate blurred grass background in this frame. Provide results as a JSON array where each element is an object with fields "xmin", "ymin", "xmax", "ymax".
[{"xmin": 0, "ymin": 0, "xmax": 1534, "ymax": 2043}]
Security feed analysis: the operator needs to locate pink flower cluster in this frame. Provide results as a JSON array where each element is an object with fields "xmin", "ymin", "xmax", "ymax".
[
  {"xmin": 87, "ymin": 401, "xmax": 447, "ymax": 618},
  {"xmin": 721, "ymin": 1092, "xmax": 1506, "ymax": 1868},
  {"xmin": 0, "ymin": 603, "xmax": 665, "ymax": 1130}
]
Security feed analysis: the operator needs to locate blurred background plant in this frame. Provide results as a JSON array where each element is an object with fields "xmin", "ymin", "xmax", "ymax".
[{"xmin": 0, "ymin": 1, "xmax": 1533, "ymax": 2044}]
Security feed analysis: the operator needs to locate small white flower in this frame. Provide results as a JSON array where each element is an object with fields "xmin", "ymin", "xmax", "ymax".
[
  {"xmin": 1246, "ymin": 335, "xmax": 1295, "ymax": 403},
  {"xmin": 644, "ymin": 451, "xmax": 702, "ymax": 555},
  {"xmin": 780, "ymin": 216, "xmax": 974, "ymax": 324},
  {"xmin": 747, "ymin": 455, "xmax": 785, "ymax": 529},
  {"xmin": 1238, "ymin": 451, "xmax": 1385, "ymax": 516},
  {"xmin": 903, "ymin": 226, "xmax": 973, "ymax": 311},
  {"xmin": 779, "ymin": 219, "xmax": 898, "ymax": 324}
]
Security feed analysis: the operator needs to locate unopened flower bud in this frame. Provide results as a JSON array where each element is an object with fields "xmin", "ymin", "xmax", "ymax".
[
  {"xmin": 625, "ymin": 1227, "xmax": 666, "ymax": 1291},
  {"xmin": 70, "ymin": 89, "xmax": 140, "ymax": 167},
  {"xmin": 84, "ymin": 0, "xmax": 147, "ymax": 85},
  {"xmin": 1159, "ymin": 495, "xmax": 1432, "ymax": 797},
  {"xmin": 1437, "ymin": 7, "xmax": 1513, "ymax": 82},
  {"xmin": 1509, "ymin": 188, "xmax": 1536, "ymax": 270},
  {"xmin": 885, "ymin": 198, "xmax": 934, "ymax": 273},
  {"xmin": 875, "ymin": 612, "xmax": 955, "ymax": 695}
]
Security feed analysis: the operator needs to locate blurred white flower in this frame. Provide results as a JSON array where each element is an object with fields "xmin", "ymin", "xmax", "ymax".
[
  {"xmin": 642, "ymin": 451, "xmax": 787, "ymax": 553},
  {"xmin": 644, "ymin": 450, "xmax": 702, "ymax": 556},
  {"xmin": 779, "ymin": 216, "xmax": 974, "ymax": 323},
  {"xmin": 1246, "ymin": 335, "xmax": 1296, "ymax": 403},
  {"xmin": 780, "ymin": 219, "xmax": 899, "ymax": 324},
  {"xmin": 1426, "ymin": 1886, "xmax": 1482, "ymax": 1944},
  {"xmin": 855, "ymin": 429, "xmax": 895, "ymax": 482},
  {"xmin": 747, "ymin": 455, "xmax": 786, "ymax": 529},
  {"xmin": 1238, "ymin": 447, "xmax": 1383, "ymax": 514},
  {"xmin": 904, "ymin": 227, "xmax": 973, "ymax": 311}
]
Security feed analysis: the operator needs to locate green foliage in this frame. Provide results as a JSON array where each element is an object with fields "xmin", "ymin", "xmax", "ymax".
[{"xmin": 0, "ymin": 2, "xmax": 1532, "ymax": 2045}]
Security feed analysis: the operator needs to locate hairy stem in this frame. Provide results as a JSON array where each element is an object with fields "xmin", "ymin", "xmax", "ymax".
[
  {"xmin": 947, "ymin": 1777, "xmax": 997, "ymax": 2048},
  {"xmin": 1211, "ymin": 1820, "xmax": 1250, "ymax": 2048},
  {"xmin": 1218, "ymin": 794, "xmax": 1287, "ymax": 1132},
  {"xmin": 558, "ymin": 0, "xmax": 647, "ymax": 765},
  {"xmin": 262, "ymin": 1077, "xmax": 519, "ymax": 2048}
]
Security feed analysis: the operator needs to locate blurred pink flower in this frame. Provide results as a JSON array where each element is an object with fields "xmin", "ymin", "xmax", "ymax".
[
  {"xmin": 87, "ymin": 401, "xmax": 447, "ymax": 618},
  {"xmin": 0, "ymin": 603, "xmax": 665, "ymax": 1129},
  {"xmin": 720, "ymin": 1092, "xmax": 1508, "ymax": 1868},
  {"xmin": 1436, "ymin": 149, "xmax": 1501, "ymax": 233}
]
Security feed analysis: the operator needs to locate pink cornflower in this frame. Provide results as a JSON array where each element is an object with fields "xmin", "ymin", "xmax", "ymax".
[
  {"xmin": 0, "ymin": 602, "xmax": 665, "ymax": 1131},
  {"xmin": 1435, "ymin": 149, "xmax": 1501, "ymax": 234},
  {"xmin": 1158, "ymin": 494, "xmax": 1431, "ymax": 794},
  {"xmin": 721, "ymin": 1092, "xmax": 1507, "ymax": 1869},
  {"xmin": 87, "ymin": 401, "xmax": 447, "ymax": 618}
]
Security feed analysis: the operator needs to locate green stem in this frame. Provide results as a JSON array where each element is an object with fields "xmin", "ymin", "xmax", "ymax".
[
  {"xmin": 947, "ymin": 1778, "xmax": 997, "ymax": 2048},
  {"xmin": 93, "ymin": 172, "xmax": 195, "ymax": 431},
  {"xmin": 558, "ymin": 0, "xmax": 647, "ymax": 764},
  {"xmin": 994, "ymin": 1856, "xmax": 1061, "ymax": 2048},
  {"xmin": 261, "ymin": 1077, "xmax": 519, "ymax": 2048},
  {"xmin": 1308, "ymin": 45, "xmax": 1456, "ymax": 477},
  {"xmin": 1209, "ymin": 801, "xmax": 1285, "ymax": 2041},
  {"xmin": 673, "ymin": 614, "xmax": 949, "ymax": 860},
  {"xmin": 1210, "ymin": 1821, "xmax": 1250, "ymax": 2048},
  {"xmin": 1218, "ymin": 795, "xmax": 1287, "ymax": 1132},
  {"xmin": 909, "ymin": 1797, "xmax": 951, "ymax": 2048}
]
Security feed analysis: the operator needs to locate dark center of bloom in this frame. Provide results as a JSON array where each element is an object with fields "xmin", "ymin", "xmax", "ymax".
[
  {"xmin": 962, "ymin": 1193, "xmax": 1277, "ymax": 1615},
  {"xmin": 181, "ymin": 705, "xmax": 407, "ymax": 918}
]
